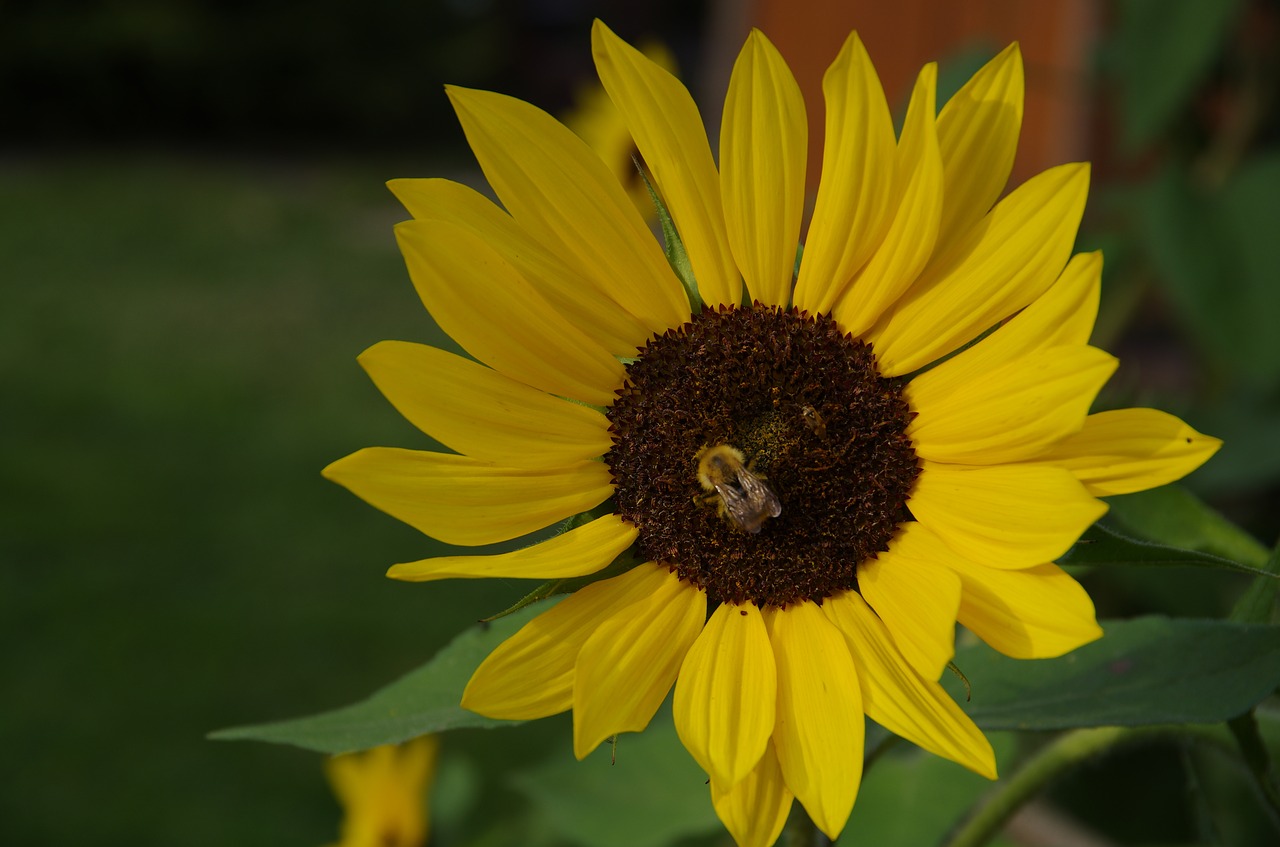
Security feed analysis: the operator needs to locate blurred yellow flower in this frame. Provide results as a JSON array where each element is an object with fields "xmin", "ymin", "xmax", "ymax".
[
  {"xmin": 324, "ymin": 736, "xmax": 438, "ymax": 847},
  {"xmin": 326, "ymin": 20, "xmax": 1221, "ymax": 847},
  {"xmin": 563, "ymin": 40, "xmax": 677, "ymax": 219}
]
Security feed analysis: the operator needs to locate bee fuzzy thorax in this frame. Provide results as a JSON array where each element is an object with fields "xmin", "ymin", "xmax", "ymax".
[
  {"xmin": 695, "ymin": 444, "xmax": 748, "ymax": 491},
  {"xmin": 695, "ymin": 443, "xmax": 782, "ymax": 534}
]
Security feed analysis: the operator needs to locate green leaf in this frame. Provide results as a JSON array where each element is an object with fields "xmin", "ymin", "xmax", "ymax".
[
  {"xmin": 845, "ymin": 733, "xmax": 1017, "ymax": 847},
  {"xmin": 946, "ymin": 616, "xmax": 1280, "ymax": 731},
  {"xmin": 1231, "ymin": 539, "xmax": 1280, "ymax": 625},
  {"xmin": 1227, "ymin": 711, "xmax": 1280, "ymax": 817},
  {"xmin": 1211, "ymin": 155, "xmax": 1280, "ymax": 384},
  {"xmin": 1187, "ymin": 392, "xmax": 1280, "ymax": 494},
  {"xmin": 509, "ymin": 711, "xmax": 720, "ymax": 847},
  {"xmin": 638, "ymin": 162, "xmax": 700, "ymax": 311},
  {"xmin": 1061, "ymin": 522, "xmax": 1275, "ymax": 579},
  {"xmin": 1140, "ymin": 158, "xmax": 1280, "ymax": 387},
  {"xmin": 479, "ymin": 579, "xmax": 566, "ymax": 622},
  {"xmin": 1109, "ymin": 0, "xmax": 1243, "ymax": 151},
  {"xmin": 1104, "ymin": 485, "xmax": 1270, "ymax": 568},
  {"xmin": 209, "ymin": 602, "xmax": 548, "ymax": 753},
  {"xmin": 483, "ymin": 548, "xmax": 642, "ymax": 622}
]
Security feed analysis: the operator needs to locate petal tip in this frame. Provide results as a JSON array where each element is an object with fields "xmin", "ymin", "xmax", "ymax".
[
  {"xmin": 385, "ymin": 562, "xmax": 417, "ymax": 581},
  {"xmin": 320, "ymin": 453, "xmax": 355, "ymax": 483},
  {"xmin": 590, "ymin": 18, "xmax": 623, "ymax": 56},
  {"xmin": 571, "ymin": 720, "xmax": 605, "ymax": 762},
  {"xmin": 355, "ymin": 339, "xmax": 392, "ymax": 366},
  {"xmin": 1069, "ymin": 160, "xmax": 1092, "ymax": 184},
  {"xmin": 443, "ymin": 84, "xmax": 484, "ymax": 113}
]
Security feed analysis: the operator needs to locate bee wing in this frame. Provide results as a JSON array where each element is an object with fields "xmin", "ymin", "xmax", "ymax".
[
  {"xmin": 740, "ymin": 472, "xmax": 782, "ymax": 519},
  {"xmin": 716, "ymin": 471, "xmax": 782, "ymax": 534}
]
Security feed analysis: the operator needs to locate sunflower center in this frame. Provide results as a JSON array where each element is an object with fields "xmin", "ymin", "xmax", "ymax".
[{"xmin": 605, "ymin": 305, "xmax": 920, "ymax": 608}]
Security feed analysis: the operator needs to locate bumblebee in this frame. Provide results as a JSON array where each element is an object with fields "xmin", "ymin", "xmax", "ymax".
[{"xmin": 694, "ymin": 444, "xmax": 782, "ymax": 534}]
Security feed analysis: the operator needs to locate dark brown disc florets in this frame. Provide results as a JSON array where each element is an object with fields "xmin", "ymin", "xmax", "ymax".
[{"xmin": 604, "ymin": 304, "xmax": 920, "ymax": 608}]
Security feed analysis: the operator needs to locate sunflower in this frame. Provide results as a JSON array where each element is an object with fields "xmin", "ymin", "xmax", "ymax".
[{"xmin": 324, "ymin": 21, "xmax": 1221, "ymax": 847}]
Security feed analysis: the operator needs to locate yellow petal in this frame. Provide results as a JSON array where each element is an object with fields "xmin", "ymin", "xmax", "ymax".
[
  {"xmin": 387, "ymin": 178, "xmax": 653, "ymax": 356},
  {"xmin": 674, "ymin": 602, "xmax": 777, "ymax": 787},
  {"xmin": 710, "ymin": 741, "xmax": 794, "ymax": 847},
  {"xmin": 1033, "ymin": 408, "xmax": 1223, "ymax": 497},
  {"xmin": 720, "ymin": 29, "xmax": 806, "ymax": 307},
  {"xmin": 396, "ymin": 219, "xmax": 624, "ymax": 406},
  {"xmin": 870, "ymin": 162, "xmax": 1091, "ymax": 376},
  {"xmin": 359, "ymin": 341, "xmax": 612, "ymax": 469},
  {"xmin": 322, "ymin": 448, "xmax": 612, "ymax": 546},
  {"xmin": 561, "ymin": 40, "xmax": 679, "ymax": 220},
  {"xmin": 326, "ymin": 737, "xmax": 439, "ymax": 847},
  {"xmin": 824, "ymin": 590, "xmax": 996, "ymax": 779},
  {"xmin": 765, "ymin": 602, "xmax": 863, "ymax": 841},
  {"xmin": 911, "ymin": 461, "xmax": 1107, "ymax": 568},
  {"xmin": 907, "ymin": 345, "xmax": 1118, "ymax": 464},
  {"xmin": 447, "ymin": 85, "xmax": 690, "ymax": 331},
  {"xmin": 462, "ymin": 563, "xmax": 669, "ymax": 719},
  {"xmin": 794, "ymin": 31, "xmax": 896, "ymax": 314},
  {"xmin": 591, "ymin": 21, "xmax": 741, "ymax": 308},
  {"xmin": 934, "ymin": 43, "xmax": 1024, "ymax": 255},
  {"xmin": 325, "ymin": 745, "xmax": 384, "ymax": 806},
  {"xmin": 397, "ymin": 734, "xmax": 440, "ymax": 786},
  {"xmin": 903, "ymin": 251, "xmax": 1103, "ymax": 400},
  {"xmin": 573, "ymin": 571, "xmax": 706, "ymax": 758},
  {"xmin": 858, "ymin": 523, "xmax": 961, "ymax": 680},
  {"xmin": 388, "ymin": 513, "xmax": 637, "ymax": 582},
  {"xmin": 831, "ymin": 63, "xmax": 944, "ymax": 336},
  {"xmin": 1034, "ymin": 250, "xmax": 1102, "ymax": 348},
  {"xmin": 950, "ymin": 560, "xmax": 1102, "ymax": 659}
]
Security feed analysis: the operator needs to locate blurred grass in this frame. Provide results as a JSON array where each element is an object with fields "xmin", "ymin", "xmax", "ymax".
[{"xmin": 0, "ymin": 154, "xmax": 525, "ymax": 845}]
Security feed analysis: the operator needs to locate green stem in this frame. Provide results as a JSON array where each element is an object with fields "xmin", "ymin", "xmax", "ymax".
[
  {"xmin": 943, "ymin": 725, "xmax": 1230, "ymax": 847},
  {"xmin": 1178, "ymin": 737, "xmax": 1224, "ymax": 844},
  {"xmin": 1228, "ymin": 712, "xmax": 1280, "ymax": 824},
  {"xmin": 861, "ymin": 732, "xmax": 901, "ymax": 775},
  {"xmin": 783, "ymin": 805, "xmax": 822, "ymax": 847}
]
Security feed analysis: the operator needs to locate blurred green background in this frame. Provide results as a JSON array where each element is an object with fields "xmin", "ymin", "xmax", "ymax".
[{"xmin": 3, "ymin": 0, "xmax": 1279, "ymax": 845}]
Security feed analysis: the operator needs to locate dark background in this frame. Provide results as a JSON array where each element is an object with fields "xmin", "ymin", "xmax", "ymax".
[{"xmin": 1, "ymin": 0, "xmax": 703, "ymax": 154}]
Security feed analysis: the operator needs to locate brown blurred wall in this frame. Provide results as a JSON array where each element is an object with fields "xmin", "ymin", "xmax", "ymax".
[{"xmin": 704, "ymin": 0, "xmax": 1099, "ymax": 190}]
